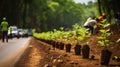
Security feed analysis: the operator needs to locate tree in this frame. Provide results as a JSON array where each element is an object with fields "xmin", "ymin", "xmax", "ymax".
[{"xmin": 97, "ymin": 0, "xmax": 120, "ymax": 23}]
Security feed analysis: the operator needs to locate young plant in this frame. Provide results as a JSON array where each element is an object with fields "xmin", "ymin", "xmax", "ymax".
[
  {"xmin": 63, "ymin": 31, "xmax": 73, "ymax": 44},
  {"xmin": 51, "ymin": 27, "xmax": 65, "ymax": 42},
  {"xmin": 77, "ymin": 27, "xmax": 91, "ymax": 43},
  {"xmin": 72, "ymin": 23, "xmax": 91, "ymax": 44},
  {"xmin": 98, "ymin": 29, "xmax": 111, "ymax": 49},
  {"xmin": 98, "ymin": 21, "xmax": 112, "ymax": 65},
  {"xmin": 112, "ymin": 56, "xmax": 120, "ymax": 62},
  {"xmin": 98, "ymin": 22, "xmax": 111, "ymax": 49},
  {"xmin": 72, "ymin": 23, "xmax": 81, "ymax": 44}
]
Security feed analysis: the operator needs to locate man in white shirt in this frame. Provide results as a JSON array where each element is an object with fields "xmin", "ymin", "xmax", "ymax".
[{"xmin": 84, "ymin": 17, "xmax": 97, "ymax": 34}]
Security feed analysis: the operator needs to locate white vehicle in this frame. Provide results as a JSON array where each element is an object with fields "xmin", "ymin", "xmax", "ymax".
[
  {"xmin": 18, "ymin": 29, "xmax": 25, "ymax": 37},
  {"xmin": 8, "ymin": 26, "xmax": 19, "ymax": 37}
]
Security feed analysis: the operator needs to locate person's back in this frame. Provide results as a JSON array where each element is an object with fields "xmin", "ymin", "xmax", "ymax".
[
  {"xmin": 84, "ymin": 18, "xmax": 97, "ymax": 27},
  {"xmin": 84, "ymin": 17, "xmax": 97, "ymax": 34},
  {"xmin": 1, "ymin": 21, "xmax": 8, "ymax": 31},
  {"xmin": 1, "ymin": 17, "xmax": 9, "ymax": 42}
]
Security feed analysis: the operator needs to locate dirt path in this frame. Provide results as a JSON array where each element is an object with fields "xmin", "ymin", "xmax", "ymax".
[{"xmin": 15, "ymin": 38, "xmax": 120, "ymax": 67}]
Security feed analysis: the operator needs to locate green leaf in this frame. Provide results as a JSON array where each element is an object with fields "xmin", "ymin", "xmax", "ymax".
[
  {"xmin": 98, "ymin": 41, "xmax": 104, "ymax": 46},
  {"xmin": 105, "ymin": 40, "xmax": 109, "ymax": 43},
  {"xmin": 99, "ymin": 29, "xmax": 105, "ymax": 33}
]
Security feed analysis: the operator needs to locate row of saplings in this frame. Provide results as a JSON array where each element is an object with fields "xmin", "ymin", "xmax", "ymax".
[
  {"xmin": 51, "ymin": 41, "xmax": 87, "ymax": 56},
  {"xmin": 39, "ymin": 39, "xmax": 112, "ymax": 66},
  {"xmin": 36, "ymin": 25, "xmax": 113, "ymax": 65}
]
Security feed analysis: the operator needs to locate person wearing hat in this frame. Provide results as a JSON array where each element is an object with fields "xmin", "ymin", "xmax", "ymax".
[
  {"xmin": 1, "ymin": 17, "xmax": 9, "ymax": 42},
  {"xmin": 84, "ymin": 17, "xmax": 97, "ymax": 34}
]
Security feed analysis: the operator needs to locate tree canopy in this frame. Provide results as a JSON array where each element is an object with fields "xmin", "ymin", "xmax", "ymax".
[{"xmin": 1, "ymin": 0, "xmax": 119, "ymax": 31}]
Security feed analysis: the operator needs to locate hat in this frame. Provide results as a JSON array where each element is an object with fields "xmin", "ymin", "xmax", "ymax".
[{"xmin": 3, "ymin": 17, "xmax": 6, "ymax": 20}]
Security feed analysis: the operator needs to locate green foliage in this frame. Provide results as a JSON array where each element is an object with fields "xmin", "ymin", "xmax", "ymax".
[
  {"xmin": 113, "ymin": 56, "xmax": 119, "ymax": 60},
  {"xmin": 48, "ymin": 1, "xmax": 59, "ymax": 12},
  {"xmin": 32, "ymin": 29, "xmax": 36, "ymax": 33},
  {"xmin": 98, "ymin": 22, "xmax": 111, "ymax": 49},
  {"xmin": 0, "ymin": 0, "xmax": 97, "ymax": 31},
  {"xmin": 60, "ymin": 27, "xmax": 64, "ymax": 31},
  {"xmin": 24, "ymin": 29, "xmax": 28, "ymax": 34},
  {"xmin": 33, "ymin": 31, "xmax": 52, "ymax": 40},
  {"xmin": 98, "ymin": 29, "xmax": 111, "ymax": 48},
  {"xmin": 33, "ymin": 23, "xmax": 91, "ymax": 45},
  {"xmin": 72, "ymin": 23, "xmax": 91, "ymax": 43},
  {"xmin": 77, "ymin": 27, "xmax": 90, "ymax": 42},
  {"xmin": 81, "ymin": 2, "xmax": 97, "ymax": 21}
]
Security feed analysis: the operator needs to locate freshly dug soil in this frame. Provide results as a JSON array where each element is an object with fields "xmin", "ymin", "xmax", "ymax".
[{"xmin": 14, "ymin": 37, "xmax": 120, "ymax": 67}]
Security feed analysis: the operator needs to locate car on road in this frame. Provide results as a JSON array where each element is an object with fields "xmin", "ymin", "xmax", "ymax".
[
  {"xmin": 18, "ymin": 29, "xmax": 25, "ymax": 37},
  {"xmin": 8, "ymin": 26, "xmax": 19, "ymax": 38}
]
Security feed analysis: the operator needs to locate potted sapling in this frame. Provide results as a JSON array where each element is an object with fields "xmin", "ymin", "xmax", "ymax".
[
  {"xmin": 59, "ymin": 27, "xmax": 65, "ymax": 50},
  {"xmin": 72, "ymin": 24, "xmax": 82, "ymax": 55},
  {"xmin": 78, "ymin": 27, "xmax": 91, "ymax": 59},
  {"xmin": 74, "ymin": 39, "xmax": 81, "ymax": 55},
  {"xmin": 65, "ymin": 31, "xmax": 72, "ymax": 52},
  {"xmin": 98, "ymin": 29, "xmax": 112, "ymax": 65},
  {"xmin": 51, "ymin": 29, "xmax": 58, "ymax": 49},
  {"xmin": 98, "ymin": 23, "xmax": 112, "ymax": 65}
]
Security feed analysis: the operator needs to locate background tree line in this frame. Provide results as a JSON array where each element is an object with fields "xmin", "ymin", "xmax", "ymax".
[
  {"xmin": 0, "ymin": 0, "xmax": 96, "ymax": 32},
  {"xmin": 0, "ymin": 0, "xmax": 119, "ymax": 32}
]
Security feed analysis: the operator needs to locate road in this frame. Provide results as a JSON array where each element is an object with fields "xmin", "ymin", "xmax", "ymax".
[{"xmin": 0, "ymin": 37, "xmax": 31, "ymax": 67}]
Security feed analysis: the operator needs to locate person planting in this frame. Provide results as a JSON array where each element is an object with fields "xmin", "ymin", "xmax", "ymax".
[{"xmin": 84, "ymin": 17, "xmax": 97, "ymax": 34}]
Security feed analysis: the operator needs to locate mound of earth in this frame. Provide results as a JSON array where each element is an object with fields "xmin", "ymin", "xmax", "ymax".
[{"xmin": 15, "ymin": 24, "xmax": 120, "ymax": 67}]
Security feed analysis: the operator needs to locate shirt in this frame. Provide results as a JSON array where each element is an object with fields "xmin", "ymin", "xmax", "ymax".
[
  {"xmin": 84, "ymin": 18, "xmax": 97, "ymax": 27},
  {"xmin": 1, "ymin": 21, "xmax": 8, "ymax": 31}
]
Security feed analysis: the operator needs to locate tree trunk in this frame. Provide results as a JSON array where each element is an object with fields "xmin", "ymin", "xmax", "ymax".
[
  {"xmin": 98, "ymin": 0, "xmax": 102, "ymax": 15},
  {"xmin": 23, "ymin": 3, "xmax": 27, "ymax": 28}
]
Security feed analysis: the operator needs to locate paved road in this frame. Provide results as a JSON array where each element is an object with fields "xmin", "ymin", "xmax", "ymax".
[{"xmin": 0, "ymin": 37, "xmax": 31, "ymax": 67}]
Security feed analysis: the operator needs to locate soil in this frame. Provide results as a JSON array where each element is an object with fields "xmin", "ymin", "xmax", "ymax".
[{"xmin": 15, "ymin": 24, "xmax": 120, "ymax": 67}]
